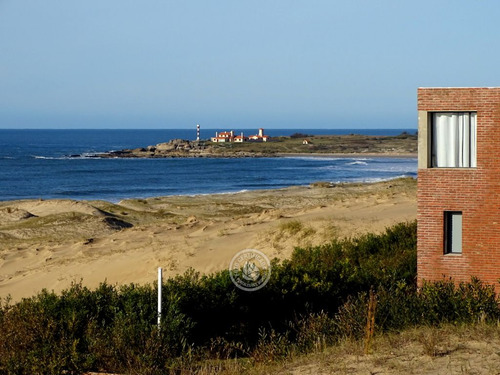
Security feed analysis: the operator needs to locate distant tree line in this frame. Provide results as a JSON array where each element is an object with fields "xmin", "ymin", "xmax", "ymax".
[{"xmin": 290, "ymin": 132, "xmax": 313, "ymax": 139}]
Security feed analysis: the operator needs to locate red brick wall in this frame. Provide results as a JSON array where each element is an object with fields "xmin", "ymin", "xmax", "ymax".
[{"xmin": 417, "ymin": 87, "xmax": 500, "ymax": 291}]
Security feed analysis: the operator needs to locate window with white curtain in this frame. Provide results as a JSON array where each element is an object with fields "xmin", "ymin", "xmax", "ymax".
[{"xmin": 431, "ymin": 112, "xmax": 477, "ymax": 168}]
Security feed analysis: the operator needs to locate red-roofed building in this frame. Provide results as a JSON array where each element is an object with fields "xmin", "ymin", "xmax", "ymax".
[
  {"xmin": 233, "ymin": 133, "xmax": 246, "ymax": 143},
  {"xmin": 248, "ymin": 128, "xmax": 269, "ymax": 142},
  {"xmin": 211, "ymin": 129, "xmax": 267, "ymax": 143},
  {"xmin": 211, "ymin": 130, "xmax": 235, "ymax": 143}
]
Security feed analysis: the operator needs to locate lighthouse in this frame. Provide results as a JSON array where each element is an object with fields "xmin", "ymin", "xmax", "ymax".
[{"xmin": 196, "ymin": 124, "xmax": 200, "ymax": 141}]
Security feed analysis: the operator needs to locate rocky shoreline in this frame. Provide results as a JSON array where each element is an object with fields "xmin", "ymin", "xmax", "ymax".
[
  {"xmin": 81, "ymin": 139, "xmax": 268, "ymax": 158},
  {"xmin": 73, "ymin": 133, "xmax": 418, "ymax": 159}
]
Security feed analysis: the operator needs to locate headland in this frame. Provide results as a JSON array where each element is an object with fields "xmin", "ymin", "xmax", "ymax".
[{"xmin": 80, "ymin": 132, "xmax": 417, "ymax": 158}]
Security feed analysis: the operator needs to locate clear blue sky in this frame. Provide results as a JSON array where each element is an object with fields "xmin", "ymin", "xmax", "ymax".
[{"xmin": 1, "ymin": 1, "xmax": 499, "ymax": 129}]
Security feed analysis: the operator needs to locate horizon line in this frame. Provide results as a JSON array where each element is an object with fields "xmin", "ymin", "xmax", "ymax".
[{"xmin": 0, "ymin": 126, "xmax": 417, "ymax": 130}]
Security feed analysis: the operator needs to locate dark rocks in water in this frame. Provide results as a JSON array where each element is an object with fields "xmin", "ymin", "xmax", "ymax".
[{"xmin": 106, "ymin": 150, "xmax": 134, "ymax": 157}]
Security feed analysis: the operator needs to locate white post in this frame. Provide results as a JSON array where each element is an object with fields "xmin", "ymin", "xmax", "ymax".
[{"xmin": 157, "ymin": 267, "xmax": 162, "ymax": 331}]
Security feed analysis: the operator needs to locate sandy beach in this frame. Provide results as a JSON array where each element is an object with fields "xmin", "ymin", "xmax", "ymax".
[{"xmin": 0, "ymin": 178, "xmax": 416, "ymax": 302}]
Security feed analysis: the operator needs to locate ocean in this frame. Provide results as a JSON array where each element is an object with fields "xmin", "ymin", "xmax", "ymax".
[{"xmin": 0, "ymin": 129, "xmax": 417, "ymax": 202}]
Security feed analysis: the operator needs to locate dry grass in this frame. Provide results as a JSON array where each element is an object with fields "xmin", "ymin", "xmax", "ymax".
[
  {"xmin": 179, "ymin": 324, "xmax": 500, "ymax": 375},
  {"xmin": 211, "ymin": 133, "xmax": 418, "ymax": 155},
  {"xmin": 286, "ymin": 324, "xmax": 500, "ymax": 375},
  {"xmin": 124, "ymin": 324, "xmax": 497, "ymax": 375},
  {"xmin": 73, "ymin": 324, "xmax": 500, "ymax": 375}
]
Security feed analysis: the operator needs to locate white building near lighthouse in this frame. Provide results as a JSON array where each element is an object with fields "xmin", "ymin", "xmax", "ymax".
[
  {"xmin": 248, "ymin": 128, "xmax": 269, "ymax": 142},
  {"xmin": 210, "ymin": 128, "xmax": 268, "ymax": 143}
]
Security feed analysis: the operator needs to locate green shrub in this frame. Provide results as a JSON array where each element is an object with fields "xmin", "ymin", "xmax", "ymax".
[
  {"xmin": 329, "ymin": 277, "xmax": 500, "ymax": 343},
  {"xmin": 3, "ymin": 221, "xmax": 499, "ymax": 373}
]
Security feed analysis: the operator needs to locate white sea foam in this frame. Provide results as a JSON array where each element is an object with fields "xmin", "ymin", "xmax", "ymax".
[
  {"xmin": 79, "ymin": 152, "xmax": 101, "ymax": 158},
  {"xmin": 283, "ymin": 156, "xmax": 374, "ymax": 162},
  {"xmin": 32, "ymin": 155, "xmax": 59, "ymax": 160},
  {"xmin": 333, "ymin": 174, "xmax": 416, "ymax": 184},
  {"xmin": 116, "ymin": 189, "xmax": 252, "ymax": 204},
  {"xmin": 32, "ymin": 153, "xmax": 107, "ymax": 160},
  {"xmin": 186, "ymin": 189, "xmax": 250, "ymax": 197}
]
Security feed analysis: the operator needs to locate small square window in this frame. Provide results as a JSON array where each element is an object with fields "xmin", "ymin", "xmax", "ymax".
[
  {"xmin": 444, "ymin": 211, "xmax": 462, "ymax": 254},
  {"xmin": 431, "ymin": 112, "xmax": 476, "ymax": 168}
]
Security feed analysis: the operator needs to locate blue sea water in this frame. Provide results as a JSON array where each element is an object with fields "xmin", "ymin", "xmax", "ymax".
[{"xmin": 0, "ymin": 129, "xmax": 417, "ymax": 202}]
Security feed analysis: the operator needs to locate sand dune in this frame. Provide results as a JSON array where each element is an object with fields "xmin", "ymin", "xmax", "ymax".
[{"xmin": 0, "ymin": 178, "xmax": 416, "ymax": 302}]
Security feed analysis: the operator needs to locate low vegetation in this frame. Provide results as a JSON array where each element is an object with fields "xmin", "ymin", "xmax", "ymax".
[
  {"xmin": 211, "ymin": 132, "xmax": 418, "ymax": 155},
  {"xmin": 1, "ymin": 221, "xmax": 499, "ymax": 374}
]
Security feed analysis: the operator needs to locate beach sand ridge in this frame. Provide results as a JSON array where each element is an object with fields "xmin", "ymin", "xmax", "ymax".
[{"xmin": 0, "ymin": 178, "xmax": 416, "ymax": 301}]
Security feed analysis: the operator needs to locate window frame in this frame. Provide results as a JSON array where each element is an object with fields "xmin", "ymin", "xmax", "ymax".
[
  {"xmin": 429, "ymin": 111, "xmax": 477, "ymax": 169},
  {"xmin": 444, "ymin": 211, "xmax": 463, "ymax": 255}
]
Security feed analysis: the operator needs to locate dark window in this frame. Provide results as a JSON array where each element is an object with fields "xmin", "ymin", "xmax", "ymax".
[{"xmin": 444, "ymin": 211, "xmax": 462, "ymax": 254}]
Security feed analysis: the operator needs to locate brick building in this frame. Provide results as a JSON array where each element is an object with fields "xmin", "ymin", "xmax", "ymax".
[{"xmin": 417, "ymin": 87, "xmax": 500, "ymax": 290}]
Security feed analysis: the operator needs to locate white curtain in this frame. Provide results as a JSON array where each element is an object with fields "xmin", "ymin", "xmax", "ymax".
[{"xmin": 432, "ymin": 112, "xmax": 476, "ymax": 168}]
